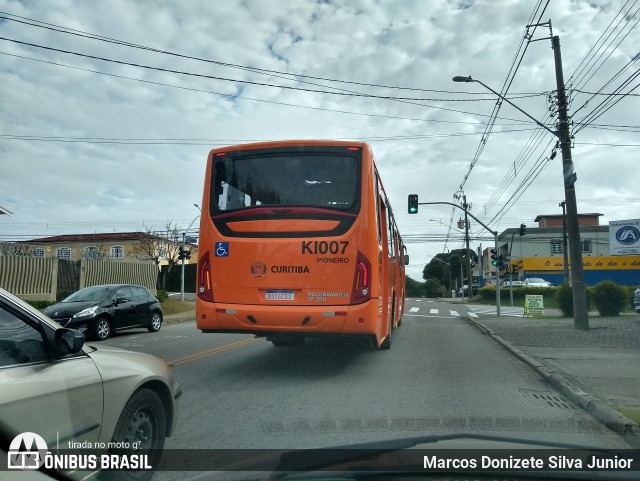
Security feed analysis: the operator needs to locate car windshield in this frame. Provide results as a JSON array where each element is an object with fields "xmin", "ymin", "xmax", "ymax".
[
  {"xmin": 1, "ymin": 1, "xmax": 638, "ymax": 480},
  {"xmin": 62, "ymin": 286, "xmax": 112, "ymax": 303}
]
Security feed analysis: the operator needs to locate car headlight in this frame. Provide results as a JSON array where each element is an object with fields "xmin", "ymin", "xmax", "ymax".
[{"xmin": 72, "ymin": 305, "xmax": 99, "ymax": 318}]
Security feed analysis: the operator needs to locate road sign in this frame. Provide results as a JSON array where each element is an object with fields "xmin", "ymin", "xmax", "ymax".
[{"xmin": 524, "ymin": 295, "xmax": 544, "ymax": 317}]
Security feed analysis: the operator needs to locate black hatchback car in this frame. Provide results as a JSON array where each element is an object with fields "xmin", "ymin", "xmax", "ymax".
[{"xmin": 43, "ymin": 284, "xmax": 163, "ymax": 340}]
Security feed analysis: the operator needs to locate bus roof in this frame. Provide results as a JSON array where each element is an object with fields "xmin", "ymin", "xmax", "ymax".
[{"xmin": 208, "ymin": 140, "xmax": 371, "ymax": 155}]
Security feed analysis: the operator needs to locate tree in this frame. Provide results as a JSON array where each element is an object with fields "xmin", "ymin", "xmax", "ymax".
[
  {"xmin": 132, "ymin": 221, "xmax": 183, "ymax": 289},
  {"xmin": 422, "ymin": 249, "xmax": 479, "ymax": 294},
  {"xmin": 405, "ymin": 276, "xmax": 426, "ymax": 298}
]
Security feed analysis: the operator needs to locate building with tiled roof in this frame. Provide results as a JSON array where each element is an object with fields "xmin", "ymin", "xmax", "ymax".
[{"xmin": 19, "ymin": 231, "xmax": 197, "ymax": 265}]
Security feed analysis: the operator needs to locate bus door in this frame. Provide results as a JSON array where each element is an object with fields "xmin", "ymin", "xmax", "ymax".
[{"xmin": 377, "ymin": 195, "xmax": 392, "ymax": 336}]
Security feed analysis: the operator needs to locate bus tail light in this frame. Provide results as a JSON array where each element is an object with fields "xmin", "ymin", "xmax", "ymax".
[
  {"xmin": 198, "ymin": 251, "xmax": 214, "ymax": 301},
  {"xmin": 351, "ymin": 251, "xmax": 372, "ymax": 304}
]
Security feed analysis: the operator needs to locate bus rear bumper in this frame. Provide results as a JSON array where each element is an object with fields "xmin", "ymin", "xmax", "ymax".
[{"xmin": 196, "ymin": 300, "xmax": 380, "ymax": 336}]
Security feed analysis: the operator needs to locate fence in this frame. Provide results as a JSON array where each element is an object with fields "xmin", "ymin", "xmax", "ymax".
[
  {"xmin": 158, "ymin": 264, "xmax": 196, "ymax": 293},
  {"xmin": 0, "ymin": 256, "xmax": 157, "ymax": 301},
  {"xmin": 0, "ymin": 257, "xmax": 56, "ymax": 300}
]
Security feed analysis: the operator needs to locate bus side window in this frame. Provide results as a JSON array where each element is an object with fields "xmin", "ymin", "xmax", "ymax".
[
  {"xmin": 379, "ymin": 195, "xmax": 388, "ymax": 250},
  {"xmin": 214, "ymin": 161, "xmax": 227, "ymax": 208},
  {"xmin": 387, "ymin": 215, "xmax": 395, "ymax": 259}
]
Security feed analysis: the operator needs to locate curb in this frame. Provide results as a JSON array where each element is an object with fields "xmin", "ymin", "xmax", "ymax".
[
  {"xmin": 464, "ymin": 315, "xmax": 640, "ymax": 448},
  {"xmin": 164, "ymin": 311, "xmax": 196, "ymax": 325}
]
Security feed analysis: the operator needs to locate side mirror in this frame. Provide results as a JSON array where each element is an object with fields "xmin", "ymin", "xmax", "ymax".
[
  {"xmin": 55, "ymin": 328, "xmax": 85, "ymax": 356},
  {"xmin": 404, "ymin": 255, "xmax": 410, "ymax": 266},
  {"xmin": 116, "ymin": 296, "xmax": 129, "ymax": 304}
]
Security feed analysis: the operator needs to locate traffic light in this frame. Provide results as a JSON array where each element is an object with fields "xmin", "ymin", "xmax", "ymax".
[
  {"xmin": 498, "ymin": 255, "xmax": 506, "ymax": 271},
  {"xmin": 519, "ymin": 223, "xmax": 526, "ymax": 236},
  {"xmin": 408, "ymin": 194, "xmax": 418, "ymax": 214},
  {"xmin": 184, "ymin": 249, "xmax": 191, "ymax": 260},
  {"xmin": 178, "ymin": 245, "xmax": 185, "ymax": 261},
  {"xmin": 490, "ymin": 249, "xmax": 498, "ymax": 266}
]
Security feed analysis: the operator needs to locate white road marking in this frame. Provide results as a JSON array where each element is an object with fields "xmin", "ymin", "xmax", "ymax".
[
  {"xmin": 450, "ymin": 310, "xmax": 459, "ymax": 317},
  {"xmin": 467, "ymin": 312, "xmax": 479, "ymax": 318},
  {"xmin": 409, "ymin": 307, "xmax": 420, "ymax": 312},
  {"xmin": 429, "ymin": 308, "xmax": 438, "ymax": 314}
]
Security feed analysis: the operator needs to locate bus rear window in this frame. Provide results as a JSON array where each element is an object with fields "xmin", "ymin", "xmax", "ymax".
[{"xmin": 211, "ymin": 152, "xmax": 359, "ymax": 212}]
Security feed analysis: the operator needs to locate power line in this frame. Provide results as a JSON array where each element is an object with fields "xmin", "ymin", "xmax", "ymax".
[
  {"xmin": 0, "ymin": 127, "xmax": 542, "ymax": 145},
  {"xmin": 0, "ymin": 35, "xmax": 546, "ymax": 103},
  {"xmin": 477, "ymin": 2, "xmax": 638, "ymax": 230},
  {"xmin": 567, "ymin": 0, "xmax": 639, "ymax": 93},
  {"xmin": 0, "ymin": 11, "xmax": 546, "ymax": 97},
  {"xmin": 2, "ymin": 51, "xmax": 535, "ymax": 128},
  {"xmin": 444, "ymin": 0, "xmax": 551, "ymax": 252},
  {"xmin": 573, "ymin": 69, "xmax": 640, "ymax": 134}
]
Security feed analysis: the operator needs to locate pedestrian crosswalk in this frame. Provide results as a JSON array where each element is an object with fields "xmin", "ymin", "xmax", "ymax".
[
  {"xmin": 404, "ymin": 304, "xmax": 523, "ymax": 318},
  {"xmin": 404, "ymin": 307, "xmax": 468, "ymax": 318}
]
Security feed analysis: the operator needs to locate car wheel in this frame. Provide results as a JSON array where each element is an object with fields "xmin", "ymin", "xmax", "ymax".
[
  {"xmin": 147, "ymin": 311, "xmax": 162, "ymax": 332},
  {"xmin": 103, "ymin": 389, "xmax": 167, "ymax": 481},
  {"xmin": 94, "ymin": 318, "xmax": 111, "ymax": 341}
]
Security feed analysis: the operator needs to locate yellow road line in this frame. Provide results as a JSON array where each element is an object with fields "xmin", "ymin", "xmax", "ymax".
[{"xmin": 167, "ymin": 337, "xmax": 260, "ymax": 367}]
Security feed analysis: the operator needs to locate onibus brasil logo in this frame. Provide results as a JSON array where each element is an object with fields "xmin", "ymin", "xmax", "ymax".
[
  {"xmin": 7, "ymin": 432, "xmax": 48, "ymax": 470},
  {"xmin": 7, "ymin": 432, "xmax": 153, "ymax": 471}
]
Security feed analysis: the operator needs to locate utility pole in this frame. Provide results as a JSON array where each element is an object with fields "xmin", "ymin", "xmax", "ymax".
[
  {"xmin": 553, "ymin": 35, "xmax": 589, "ymax": 330},
  {"xmin": 463, "ymin": 195, "xmax": 473, "ymax": 298},
  {"xmin": 559, "ymin": 200, "xmax": 570, "ymax": 283},
  {"xmin": 412, "ymin": 199, "xmax": 500, "ymax": 317},
  {"xmin": 508, "ymin": 230, "xmax": 518, "ymax": 307},
  {"xmin": 478, "ymin": 244, "xmax": 483, "ymax": 286},
  {"xmin": 451, "ymin": 30, "xmax": 589, "ymax": 330}
]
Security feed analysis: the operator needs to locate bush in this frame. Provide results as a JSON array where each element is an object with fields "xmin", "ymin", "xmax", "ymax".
[
  {"xmin": 591, "ymin": 281, "xmax": 627, "ymax": 316},
  {"xmin": 555, "ymin": 282, "xmax": 574, "ymax": 317},
  {"xmin": 26, "ymin": 300, "xmax": 56, "ymax": 310},
  {"xmin": 156, "ymin": 289, "xmax": 169, "ymax": 303},
  {"xmin": 478, "ymin": 286, "xmax": 557, "ymax": 301}
]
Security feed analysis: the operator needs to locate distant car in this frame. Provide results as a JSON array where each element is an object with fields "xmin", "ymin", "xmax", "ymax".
[
  {"xmin": 459, "ymin": 284, "xmax": 480, "ymax": 296},
  {"xmin": 502, "ymin": 280, "xmax": 524, "ymax": 288},
  {"xmin": 0, "ymin": 286, "xmax": 180, "ymax": 480},
  {"xmin": 43, "ymin": 284, "xmax": 163, "ymax": 340},
  {"xmin": 523, "ymin": 277, "xmax": 552, "ymax": 287}
]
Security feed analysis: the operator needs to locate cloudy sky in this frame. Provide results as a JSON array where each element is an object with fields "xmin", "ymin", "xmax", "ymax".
[{"xmin": 0, "ymin": 0, "xmax": 638, "ymax": 281}]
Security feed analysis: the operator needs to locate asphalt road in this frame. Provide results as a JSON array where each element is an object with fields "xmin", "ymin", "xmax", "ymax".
[{"xmin": 97, "ymin": 298, "xmax": 629, "ymax": 453}]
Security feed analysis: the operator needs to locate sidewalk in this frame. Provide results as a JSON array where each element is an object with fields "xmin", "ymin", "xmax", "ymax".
[
  {"xmin": 465, "ymin": 309, "xmax": 640, "ymax": 445},
  {"xmin": 163, "ymin": 300, "xmax": 196, "ymax": 324}
]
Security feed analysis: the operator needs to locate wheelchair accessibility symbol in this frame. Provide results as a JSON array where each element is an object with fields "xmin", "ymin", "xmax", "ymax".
[{"xmin": 215, "ymin": 242, "xmax": 229, "ymax": 257}]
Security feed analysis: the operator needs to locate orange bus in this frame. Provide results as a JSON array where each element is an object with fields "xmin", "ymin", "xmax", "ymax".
[{"xmin": 195, "ymin": 140, "xmax": 406, "ymax": 349}]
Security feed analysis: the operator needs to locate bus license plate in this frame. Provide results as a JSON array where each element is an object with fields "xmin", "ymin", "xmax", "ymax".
[{"xmin": 265, "ymin": 290, "xmax": 295, "ymax": 301}]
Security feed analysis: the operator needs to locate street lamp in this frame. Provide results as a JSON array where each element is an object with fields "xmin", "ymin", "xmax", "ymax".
[
  {"xmin": 452, "ymin": 76, "xmax": 557, "ymax": 135},
  {"xmin": 453, "ymin": 75, "xmax": 589, "ymax": 330}
]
